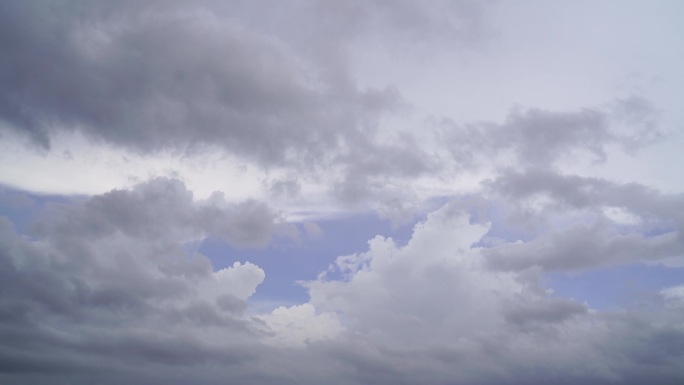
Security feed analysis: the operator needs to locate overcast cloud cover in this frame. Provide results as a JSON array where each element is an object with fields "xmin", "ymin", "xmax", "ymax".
[{"xmin": 1, "ymin": 1, "xmax": 684, "ymax": 384}]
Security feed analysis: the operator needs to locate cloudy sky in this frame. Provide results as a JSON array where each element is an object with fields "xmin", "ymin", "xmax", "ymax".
[{"xmin": 1, "ymin": 1, "xmax": 684, "ymax": 384}]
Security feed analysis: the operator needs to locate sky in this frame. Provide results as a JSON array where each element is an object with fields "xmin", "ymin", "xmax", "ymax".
[{"xmin": 1, "ymin": 1, "xmax": 684, "ymax": 384}]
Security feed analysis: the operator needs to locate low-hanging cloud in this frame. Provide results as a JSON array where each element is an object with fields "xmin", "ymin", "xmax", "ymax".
[
  {"xmin": 2, "ymin": 184, "xmax": 684, "ymax": 384},
  {"xmin": 1, "ymin": 1, "xmax": 683, "ymax": 384}
]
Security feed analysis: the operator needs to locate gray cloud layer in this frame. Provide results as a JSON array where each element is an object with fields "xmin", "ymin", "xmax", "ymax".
[
  {"xmin": 2, "ymin": 186, "xmax": 684, "ymax": 384},
  {"xmin": 0, "ymin": 0, "xmax": 492, "ymax": 172},
  {"xmin": 438, "ymin": 96, "xmax": 661, "ymax": 170},
  {"xmin": 0, "ymin": 0, "xmax": 406, "ymax": 166},
  {"xmin": 483, "ymin": 168, "xmax": 684, "ymax": 271},
  {"xmin": 0, "ymin": 0, "xmax": 665, "ymax": 217},
  {"xmin": 1, "ymin": 1, "xmax": 683, "ymax": 383}
]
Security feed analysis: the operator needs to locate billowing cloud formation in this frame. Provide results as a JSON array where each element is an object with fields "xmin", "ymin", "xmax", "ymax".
[
  {"xmin": 0, "ymin": 178, "xmax": 276, "ymax": 325},
  {"xmin": 2, "ymin": 1, "xmax": 684, "ymax": 384},
  {"xmin": 0, "ymin": 179, "xmax": 274, "ymax": 382},
  {"xmin": 2, "ymin": 182, "xmax": 683, "ymax": 384},
  {"xmin": 298, "ymin": 205, "xmax": 684, "ymax": 384}
]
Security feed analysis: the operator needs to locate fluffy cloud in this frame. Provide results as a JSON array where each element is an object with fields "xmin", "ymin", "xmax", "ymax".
[
  {"xmin": 1, "ymin": 181, "xmax": 684, "ymax": 384},
  {"xmin": 258, "ymin": 303, "xmax": 343, "ymax": 346},
  {"xmin": 266, "ymin": 204, "xmax": 682, "ymax": 384},
  {"xmin": 0, "ymin": 179, "xmax": 281, "ymax": 381},
  {"xmin": 0, "ymin": 179, "xmax": 275, "ymax": 348},
  {"xmin": 2, "ymin": 1, "xmax": 684, "ymax": 384}
]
